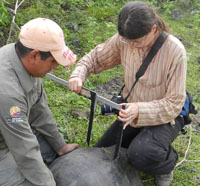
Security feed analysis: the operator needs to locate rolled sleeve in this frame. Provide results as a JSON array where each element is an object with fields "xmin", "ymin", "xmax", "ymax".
[{"xmin": 70, "ymin": 33, "xmax": 121, "ymax": 82}]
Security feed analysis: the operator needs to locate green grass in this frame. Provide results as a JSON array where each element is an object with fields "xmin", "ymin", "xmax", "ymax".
[{"xmin": 1, "ymin": 0, "xmax": 200, "ymax": 185}]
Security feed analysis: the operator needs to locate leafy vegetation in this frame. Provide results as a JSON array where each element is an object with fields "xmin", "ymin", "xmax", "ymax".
[
  {"xmin": 0, "ymin": 0, "xmax": 200, "ymax": 185},
  {"xmin": 0, "ymin": 1, "xmax": 10, "ymax": 26}
]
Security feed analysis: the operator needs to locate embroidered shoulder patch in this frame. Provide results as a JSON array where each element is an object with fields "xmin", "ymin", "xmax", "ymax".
[{"xmin": 10, "ymin": 106, "xmax": 21, "ymax": 117}]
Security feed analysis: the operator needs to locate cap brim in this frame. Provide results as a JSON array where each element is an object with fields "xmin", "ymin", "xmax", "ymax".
[{"xmin": 51, "ymin": 45, "xmax": 77, "ymax": 67}]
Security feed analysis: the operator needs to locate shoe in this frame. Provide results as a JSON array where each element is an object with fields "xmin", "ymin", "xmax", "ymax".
[{"xmin": 154, "ymin": 171, "xmax": 173, "ymax": 186}]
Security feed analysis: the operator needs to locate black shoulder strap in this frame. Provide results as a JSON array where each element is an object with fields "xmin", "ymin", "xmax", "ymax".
[{"xmin": 122, "ymin": 31, "xmax": 169, "ymax": 102}]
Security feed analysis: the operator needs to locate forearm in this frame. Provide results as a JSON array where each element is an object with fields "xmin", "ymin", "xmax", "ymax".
[
  {"xmin": 70, "ymin": 34, "xmax": 121, "ymax": 82},
  {"xmin": 18, "ymin": 152, "xmax": 56, "ymax": 186},
  {"xmin": 30, "ymin": 88, "xmax": 66, "ymax": 152}
]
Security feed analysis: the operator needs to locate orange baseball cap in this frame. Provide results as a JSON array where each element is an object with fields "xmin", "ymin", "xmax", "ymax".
[{"xmin": 19, "ymin": 18, "xmax": 77, "ymax": 67}]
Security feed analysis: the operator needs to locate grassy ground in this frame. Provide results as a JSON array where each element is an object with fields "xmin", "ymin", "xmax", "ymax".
[{"xmin": 1, "ymin": 0, "xmax": 200, "ymax": 185}]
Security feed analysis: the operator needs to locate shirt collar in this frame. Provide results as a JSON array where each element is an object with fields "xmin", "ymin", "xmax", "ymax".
[{"xmin": 8, "ymin": 43, "xmax": 35, "ymax": 93}]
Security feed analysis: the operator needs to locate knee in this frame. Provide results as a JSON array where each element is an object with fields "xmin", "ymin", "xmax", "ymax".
[{"xmin": 127, "ymin": 139, "xmax": 168, "ymax": 170}]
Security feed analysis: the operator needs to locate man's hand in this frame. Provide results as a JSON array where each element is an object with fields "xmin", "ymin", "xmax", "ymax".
[
  {"xmin": 118, "ymin": 103, "xmax": 139, "ymax": 130},
  {"xmin": 57, "ymin": 143, "xmax": 79, "ymax": 156},
  {"xmin": 69, "ymin": 77, "xmax": 83, "ymax": 93}
]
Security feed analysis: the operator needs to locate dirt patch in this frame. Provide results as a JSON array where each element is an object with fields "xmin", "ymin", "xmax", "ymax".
[{"xmin": 95, "ymin": 76, "xmax": 124, "ymax": 100}]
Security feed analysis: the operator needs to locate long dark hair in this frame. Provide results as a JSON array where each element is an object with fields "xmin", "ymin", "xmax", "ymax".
[{"xmin": 118, "ymin": 1, "xmax": 169, "ymax": 39}]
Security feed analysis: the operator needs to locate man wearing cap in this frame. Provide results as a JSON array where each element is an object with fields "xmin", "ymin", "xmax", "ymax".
[{"xmin": 0, "ymin": 18, "xmax": 78, "ymax": 186}]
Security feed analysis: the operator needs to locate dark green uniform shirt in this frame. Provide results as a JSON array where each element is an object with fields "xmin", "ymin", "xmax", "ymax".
[{"xmin": 0, "ymin": 44, "xmax": 66, "ymax": 186}]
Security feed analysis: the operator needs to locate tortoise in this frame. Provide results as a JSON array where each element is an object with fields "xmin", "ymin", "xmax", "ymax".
[{"xmin": 49, "ymin": 146, "xmax": 143, "ymax": 186}]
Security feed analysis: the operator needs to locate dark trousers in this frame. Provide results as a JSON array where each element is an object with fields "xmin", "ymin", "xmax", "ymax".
[
  {"xmin": 36, "ymin": 133, "xmax": 57, "ymax": 166},
  {"xmin": 95, "ymin": 116, "xmax": 184, "ymax": 175}
]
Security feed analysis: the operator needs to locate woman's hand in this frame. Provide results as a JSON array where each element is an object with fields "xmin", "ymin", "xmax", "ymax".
[
  {"xmin": 69, "ymin": 77, "xmax": 83, "ymax": 93},
  {"xmin": 118, "ymin": 103, "xmax": 139, "ymax": 130}
]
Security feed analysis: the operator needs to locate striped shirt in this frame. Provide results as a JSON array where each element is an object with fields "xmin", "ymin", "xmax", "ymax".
[{"xmin": 70, "ymin": 33, "xmax": 187, "ymax": 127}]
